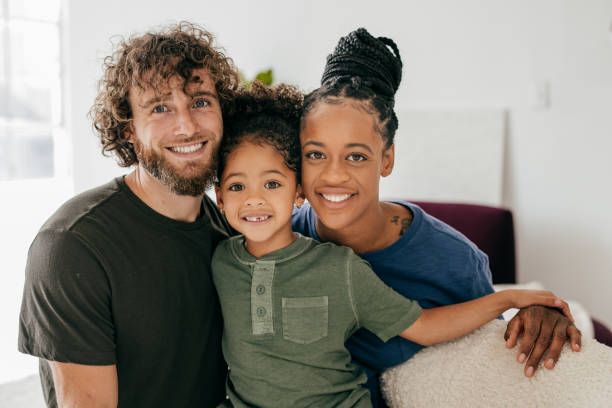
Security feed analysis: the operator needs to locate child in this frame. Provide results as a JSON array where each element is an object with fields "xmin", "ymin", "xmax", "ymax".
[{"xmin": 211, "ymin": 82, "xmax": 572, "ymax": 408}]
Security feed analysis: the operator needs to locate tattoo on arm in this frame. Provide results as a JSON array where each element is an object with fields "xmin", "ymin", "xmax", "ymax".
[{"xmin": 391, "ymin": 215, "xmax": 399, "ymax": 225}]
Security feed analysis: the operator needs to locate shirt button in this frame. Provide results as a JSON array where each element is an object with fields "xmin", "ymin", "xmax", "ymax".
[
  {"xmin": 256, "ymin": 307, "xmax": 266, "ymax": 317},
  {"xmin": 256, "ymin": 285, "xmax": 266, "ymax": 295}
]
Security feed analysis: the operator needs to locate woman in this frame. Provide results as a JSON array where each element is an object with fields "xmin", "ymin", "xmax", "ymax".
[{"xmin": 291, "ymin": 28, "xmax": 582, "ymax": 407}]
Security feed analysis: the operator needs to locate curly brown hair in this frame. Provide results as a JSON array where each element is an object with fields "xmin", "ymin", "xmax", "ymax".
[
  {"xmin": 90, "ymin": 21, "xmax": 239, "ymax": 167},
  {"xmin": 218, "ymin": 81, "xmax": 304, "ymax": 182}
]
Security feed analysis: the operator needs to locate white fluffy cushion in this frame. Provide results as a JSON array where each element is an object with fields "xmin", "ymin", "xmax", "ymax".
[{"xmin": 381, "ymin": 319, "xmax": 612, "ymax": 408}]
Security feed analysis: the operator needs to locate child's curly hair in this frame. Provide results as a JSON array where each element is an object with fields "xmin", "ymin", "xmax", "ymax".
[
  {"xmin": 218, "ymin": 81, "xmax": 304, "ymax": 182},
  {"xmin": 90, "ymin": 21, "xmax": 239, "ymax": 167}
]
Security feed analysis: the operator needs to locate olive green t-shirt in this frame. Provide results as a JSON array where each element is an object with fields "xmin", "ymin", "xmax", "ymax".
[{"xmin": 212, "ymin": 234, "xmax": 422, "ymax": 408}]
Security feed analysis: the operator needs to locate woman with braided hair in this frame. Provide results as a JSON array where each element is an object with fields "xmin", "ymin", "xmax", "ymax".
[{"xmin": 292, "ymin": 28, "xmax": 582, "ymax": 407}]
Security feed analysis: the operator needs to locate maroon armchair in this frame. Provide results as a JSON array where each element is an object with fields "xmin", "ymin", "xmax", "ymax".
[{"xmin": 412, "ymin": 200, "xmax": 612, "ymax": 348}]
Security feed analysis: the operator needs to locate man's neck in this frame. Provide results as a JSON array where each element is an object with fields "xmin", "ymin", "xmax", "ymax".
[{"xmin": 124, "ymin": 167, "xmax": 204, "ymax": 222}]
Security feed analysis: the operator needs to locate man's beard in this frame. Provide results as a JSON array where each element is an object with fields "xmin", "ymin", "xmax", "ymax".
[{"xmin": 133, "ymin": 138, "xmax": 218, "ymax": 197}]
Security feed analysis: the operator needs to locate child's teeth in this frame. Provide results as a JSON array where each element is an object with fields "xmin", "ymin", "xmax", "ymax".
[
  {"xmin": 322, "ymin": 194, "xmax": 351, "ymax": 202},
  {"xmin": 245, "ymin": 216, "xmax": 270, "ymax": 222},
  {"xmin": 170, "ymin": 143, "xmax": 203, "ymax": 153}
]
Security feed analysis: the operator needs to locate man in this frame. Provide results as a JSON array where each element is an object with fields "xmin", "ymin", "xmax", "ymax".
[{"xmin": 18, "ymin": 22, "xmax": 238, "ymax": 407}]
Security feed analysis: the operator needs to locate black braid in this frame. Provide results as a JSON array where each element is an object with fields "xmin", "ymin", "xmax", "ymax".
[
  {"xmin": 303, "ymin": 28, "xmax": 402, "ymax": 148},
  {"xmin": 218, "ymin": 81, "xmax": 304, "ymax": 182}
]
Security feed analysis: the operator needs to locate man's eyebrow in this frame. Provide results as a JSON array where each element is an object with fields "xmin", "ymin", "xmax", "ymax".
[
  {"xmin": 139, "ymin": 94, "xmax": 170, "ymax": 109},
  {"xmin": 138, "ymin": 90, "xmax": 217, "ymax": 109},
  {"xmin": 189, "ymin": 90, "xmax": 218, "ymax": 99}
]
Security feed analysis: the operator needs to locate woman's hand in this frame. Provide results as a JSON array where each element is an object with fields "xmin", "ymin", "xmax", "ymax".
[{"xmin": 506, "ymin": 289, "xmax": 574, "ymax": 322}]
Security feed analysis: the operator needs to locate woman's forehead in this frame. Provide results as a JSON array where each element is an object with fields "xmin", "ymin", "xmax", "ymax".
[{"xmin": 301, "ymin": 102, "xmax": 383, "ymax": 144}]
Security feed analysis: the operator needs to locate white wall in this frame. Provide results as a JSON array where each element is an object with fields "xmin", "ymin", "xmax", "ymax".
[
  {"xmin": 67, "ymin": 0, "xmax": 612, "ymax": 329},
  {"xmin": 3, "ymin": 0, "xmax": 610, "ymax": 386},
  {"xmin": 0, "ymin": 179, "xmax": 73, "ymax": 384}
]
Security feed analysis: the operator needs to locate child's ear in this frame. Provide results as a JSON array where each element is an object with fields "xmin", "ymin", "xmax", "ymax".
[
  {"xmin": 294, "ymin": 184, "xmax": 305, "ymax": 208},
  {"xmin": 215, "ymin": 184, "xmax": 224, "ymax": 211}
]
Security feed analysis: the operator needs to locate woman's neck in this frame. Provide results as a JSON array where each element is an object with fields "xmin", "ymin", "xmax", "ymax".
[{"xmin": 316, "ymin": 201, "xmax": 404, "ymax": 254}]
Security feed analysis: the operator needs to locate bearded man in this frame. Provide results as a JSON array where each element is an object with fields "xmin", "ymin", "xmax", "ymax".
[{"xmin": 18, "ymin": 22, "xmax": 238, "ymax": 408}]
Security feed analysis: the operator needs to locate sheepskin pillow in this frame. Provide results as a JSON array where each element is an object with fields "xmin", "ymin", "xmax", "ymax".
[{"xmin": 381, "ymin": 319, "xmax": 612, "ymax": 408}]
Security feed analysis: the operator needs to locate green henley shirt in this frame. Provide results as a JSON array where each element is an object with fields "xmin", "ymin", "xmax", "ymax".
[{"xmin": 212, "ymin": 234, "xmax": 422, "ymax": 408}]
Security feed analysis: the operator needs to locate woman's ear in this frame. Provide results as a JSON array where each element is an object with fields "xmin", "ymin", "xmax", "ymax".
[
  {"xmin": 215, "ymin": 185, "xmax": 224, "ymax": 212},
  {"xmin": 381, "ymin": 143, "xmax": 395, "ymax": 177},
  {"xmin": 294, "ymin": 184, "xmax": 305, "ymax": 208}
]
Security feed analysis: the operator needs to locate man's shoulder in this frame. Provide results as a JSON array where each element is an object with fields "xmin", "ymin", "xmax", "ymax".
[
  {"xmin": 29, "ymin": 178, "xmax": 129, "ymax": 262},
  {"xmin": 202, "ymin": 193, "xmax": 232, "ymax": 237},
  {"xmin": 41, "ymin": 177, "xmax": 125, "ymax": 233}
]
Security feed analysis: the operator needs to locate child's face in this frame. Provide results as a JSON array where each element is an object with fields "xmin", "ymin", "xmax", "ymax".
[{"xmin": 216, "ymin": 140, "xmax": 303, "ymax": 256}]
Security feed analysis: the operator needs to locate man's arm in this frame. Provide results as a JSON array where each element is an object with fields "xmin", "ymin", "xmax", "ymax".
[
  {"xmin": 504, "ymin": 306, "xmax": 582, "ymax": 377},
  {"xmin": 19, "ymin": 229, "xmax": 118, "ymax": 404},
  {"xmin": 48, "ymin": 362, "xmax": 118, "ymax": 408}
]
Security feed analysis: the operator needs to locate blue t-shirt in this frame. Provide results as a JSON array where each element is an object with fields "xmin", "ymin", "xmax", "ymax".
[{"xmin": 292, "ymin": 201, "xmax": 494, "ymax": 405}]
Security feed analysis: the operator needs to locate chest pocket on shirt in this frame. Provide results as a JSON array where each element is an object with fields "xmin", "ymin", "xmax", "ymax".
[{"xmin": 282, "ymin": 296, "xmax": 328, "ymax": 344}]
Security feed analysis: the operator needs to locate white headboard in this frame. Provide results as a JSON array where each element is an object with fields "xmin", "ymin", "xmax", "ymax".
[{"xmin": 380, "ymin": 109, "xmax": 506, "ymax": 206}]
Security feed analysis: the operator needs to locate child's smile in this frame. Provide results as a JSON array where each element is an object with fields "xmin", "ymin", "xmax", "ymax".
[
  {"xmin": 242, "ymin": 214, "xmax": 272, "ymax": 223},
  {"xmin": 216, "ymin": 141, "xmax": 303, "ymax": 257}
]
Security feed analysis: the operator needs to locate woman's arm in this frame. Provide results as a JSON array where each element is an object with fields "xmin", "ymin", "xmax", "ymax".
[{"xmin": 400, "ymin": 290, "xmax": 572, "ymax": 346}]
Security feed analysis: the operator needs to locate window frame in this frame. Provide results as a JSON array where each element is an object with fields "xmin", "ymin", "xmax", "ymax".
[{"xmin": 0, "ymin": 0, "xmax": 71, "ymax": 184}]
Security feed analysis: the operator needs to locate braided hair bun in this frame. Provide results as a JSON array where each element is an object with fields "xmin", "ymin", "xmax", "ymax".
[
  {"xmin": 321, "ymin": 28, "xmax": 402, "ymax": 100},
  {"xmin": 302, "ymin": 28, "xmax": 402, "ymax": 148}
]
